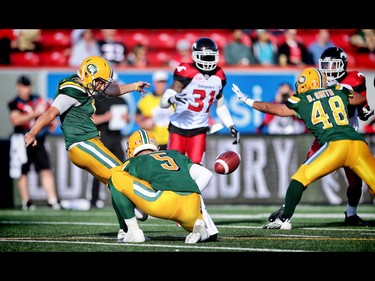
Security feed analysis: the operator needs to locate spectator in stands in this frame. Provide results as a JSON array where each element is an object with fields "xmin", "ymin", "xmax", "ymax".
[
  {"xmin": 224, "ymin": 29, "xmax": 256, "ymax": 66},
  {"xmin": 308, "ymin": 29, "xmax": 334, "ymax": 65},
  {"xmin": 68, "ymin": 29, "xmax": 101, "ymax": 67},
  {"xmin": 351, "ymin": 29, "xmax": 375, "ymax": 67},
  {"xmin": 126, "ymin": 43, "xmax": 148, "ymax": 68},
  {"xmin": 252, "ymin": 29, "xmax": 278, "ymax": 66},
  {"xmin": 0, "ymin": 29, "xmax": 17, "ymax": 65},
  {"xmin": 135, "ymin": 70, "xmax": 174, "ymax": 150},
  {"xmin": 349, "ymin": 29, "xmax": 367, "ymax": 49},
  {"xmin": 169, "ymin": 39, "xmax": 192, "ymax": 69},
  {"xmin": 277, "ymin": 29, "xmax": 313, "ymax": 66},
  {"xmin": 8, "ymin": 74, "xmax": 60, "ymax": 210},
  {"xmin": 256, "ymin": 82, "xmax": 306, "ymax": 134},
  {"xmin": 355, "ymin": 29, "xmax": 375, "ymax": 54},
  {"xmin": 97, "ymin": 29, "xmax": 127, "ymax": 67},
  {"xmin": 13, "ymin": 29, "xmax": 41, "ymax": 52}
]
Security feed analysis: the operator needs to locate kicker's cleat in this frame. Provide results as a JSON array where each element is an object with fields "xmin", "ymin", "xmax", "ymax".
[
  {"xmin": 268, "ymin": 205, "xmax": 284, "ymax": 222},
  {"xmin": 344, "ymin": 212, "xmax": 370, "ymax": 227},
  {"xmin": 121, "ymin": 229, "xmax": 146, "ymax": 243},
  {"xmin": 262, "ymin": 217, "xmax": 292, "ymax": 230},
  {"xmin": 117, "ymin": 229, "xmax": 126, "ymax": 242},
  {"xmin": 185, "ymin": 219, "xmax": 210, "ymax": 244}
]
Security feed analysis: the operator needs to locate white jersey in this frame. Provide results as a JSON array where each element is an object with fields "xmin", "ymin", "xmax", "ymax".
[{"xmin": 169, "ymin": 62, "xmax": 226, "ymax": 130}]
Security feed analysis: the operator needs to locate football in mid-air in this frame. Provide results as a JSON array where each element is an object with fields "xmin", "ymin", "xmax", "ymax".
[{"xmin": 214, "ymin": 151, "xmax": 241, "ymax": 174}]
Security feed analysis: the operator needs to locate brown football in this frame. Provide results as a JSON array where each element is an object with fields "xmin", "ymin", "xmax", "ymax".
[{"xmin": 214, "ymin": 151, "xmax": 241, "ymax": 174}]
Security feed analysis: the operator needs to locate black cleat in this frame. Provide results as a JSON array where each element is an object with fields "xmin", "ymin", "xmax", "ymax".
[
  {"xmin": 344, "ymin": 212, "xmax": 371, "ymax": 227},
  {"xmin": 22, "ymin": 200, "xmax": 36, "ymax": 211},
  {"xmin": 268, "ymin": 205, "xmax": 284, "ymax": 222}
]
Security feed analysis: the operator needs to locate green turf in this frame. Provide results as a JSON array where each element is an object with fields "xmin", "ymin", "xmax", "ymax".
[{"xmin": 0, "ymin": 204, "xmax": 374, "ymax": 252}]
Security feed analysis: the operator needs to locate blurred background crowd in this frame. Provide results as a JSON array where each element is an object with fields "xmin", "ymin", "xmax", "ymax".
[{"xmin": 1, "ymin": 28, "xmax": 375, "ymax": 69}]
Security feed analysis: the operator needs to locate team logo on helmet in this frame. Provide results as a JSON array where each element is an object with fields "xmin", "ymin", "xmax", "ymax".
[
  {"xmin": 87, "ymin": 64, "xmax": 98, "ymax": 75},
  {"xmin": 298, "ymin": 75, "xmax": 306, "ymax": 84}
]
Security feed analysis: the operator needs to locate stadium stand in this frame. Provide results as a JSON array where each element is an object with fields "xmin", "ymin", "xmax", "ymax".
[{"xmin": 4, "ymin": 29, "xmax": 373, "ymax": 68}]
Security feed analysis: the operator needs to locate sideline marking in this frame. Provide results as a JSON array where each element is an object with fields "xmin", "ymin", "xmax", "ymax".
[{"xmin": 0, "ymin": 238, "xmax": 310, "ymax": 252}]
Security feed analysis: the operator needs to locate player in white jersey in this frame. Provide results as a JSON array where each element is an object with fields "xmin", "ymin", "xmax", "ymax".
[{"xmin": 160, "ymin": 37, "xmax": 239, "ymax": 165}]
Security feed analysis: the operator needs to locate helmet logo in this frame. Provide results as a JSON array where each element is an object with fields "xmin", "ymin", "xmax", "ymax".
[{"xmin": 87, "ymin": 64, "xmax": 98, "ymax": 75}]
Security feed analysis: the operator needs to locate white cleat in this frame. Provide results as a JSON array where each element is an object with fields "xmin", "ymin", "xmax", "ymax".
[
  {"xmin": 185, "ymin": 219, "xmax": 210, "ymax": 244},
  {"xmin": 117, "ymin": 229, "xmax": 126, "ymax": 242},
  {"xmin": 122, "ymin": 229, "xmax": 146, "ymax": 243},
  {"xmin": 262, "ymin": 218, "xmax": 292, "ymax": 230}
]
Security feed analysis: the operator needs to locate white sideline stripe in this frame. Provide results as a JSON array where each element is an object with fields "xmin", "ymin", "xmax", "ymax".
[
  {"xmin": 2, "ymin": 211, "xmax": 375, "ymax": 219},
  {"xmin": 2, "ymin": 221, "xmax": 375, "ymax": 232},
  {"xmin": 0, "ymin": 238, "xmax": 310, "ymax": 252}
]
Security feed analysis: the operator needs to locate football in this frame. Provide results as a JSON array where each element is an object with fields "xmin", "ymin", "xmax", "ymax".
[{"xmin": 214, "ymin": 151, "xmax": 241, "ymax": 174}]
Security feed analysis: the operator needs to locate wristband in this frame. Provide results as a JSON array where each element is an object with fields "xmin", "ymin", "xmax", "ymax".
[
  {"xmin": 134, "ymin": 82, "xmax": 139, "ymax": 91},
  {"xmin": 245, "ymin": 97, "xmax": 255, "ymax": 107}
]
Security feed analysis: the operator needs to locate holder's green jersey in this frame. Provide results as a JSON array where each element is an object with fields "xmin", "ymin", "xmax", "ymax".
[
  {"xmin": 122, "ymin": 149, "xmax": 201, "ymax": 194},
  {"xmin": 286, "ymin": 85, "xmax": 366, "ymax": 145},
  {"xmin": 54, "ymin": 74, "xmax": 99, "ymax": 149}
]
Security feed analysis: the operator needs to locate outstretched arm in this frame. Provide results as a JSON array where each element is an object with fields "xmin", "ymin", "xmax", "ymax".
[
  {"xmin": 189, "ymin": 164, "xmax": 213, "ymax": 192},
  {"xmin": 106, "ymin": 81, "xmax": 151, "ymax": 97},
  {"xmin": 232, "ymin": 83, "xmax": 296, "ymax": 117}
]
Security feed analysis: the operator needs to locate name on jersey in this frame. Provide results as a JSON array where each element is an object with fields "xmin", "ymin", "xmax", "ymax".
[{"xmin": 306, "ymin": 89, "xmax": 335, "ymax": 103}]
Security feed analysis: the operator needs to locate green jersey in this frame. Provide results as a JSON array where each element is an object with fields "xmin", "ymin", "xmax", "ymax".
[
  {"xmin": 286, "ymin": 85, "xmax": 366, "ymax": 145},
  {"xmin": 54, "ymin": 74, "xmax": 99, "ymax": 149},
  {"xmin": 122, "ymin": 149, "xmax": 201, "ymax": 194}
]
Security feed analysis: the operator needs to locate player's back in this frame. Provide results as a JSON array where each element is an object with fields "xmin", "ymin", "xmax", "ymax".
[{"xmin": 123, "ymin": 149, "xmax": 201, "ymax": 193}]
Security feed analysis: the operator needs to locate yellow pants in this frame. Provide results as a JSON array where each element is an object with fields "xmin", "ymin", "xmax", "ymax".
[
  {"xmin": 110, "ymin": 169, "xmax": 203, "ymax": 232},
  {"xmin": 292, "ymin": 140, "xmax": 375, "ymax": 196},
  {"xmin": 68, "ymin": 137, "xmax": 122, "ymax": 186}
]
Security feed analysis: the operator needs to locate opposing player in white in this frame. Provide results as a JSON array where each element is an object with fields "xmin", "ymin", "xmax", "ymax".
[{"xmin": 160, "ymin": 37, "xmax": 240, "ymax": 166}]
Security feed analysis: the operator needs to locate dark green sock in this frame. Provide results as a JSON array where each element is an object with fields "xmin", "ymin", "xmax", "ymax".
[
  {"xmin": 111, "ymin": 196, "xmax": 127, "ymax": 231},
  {"xmin": 282, "ymin": 179, "xmax": 306, "ymax": 219},
  {"xmin": 109, "ymin": 181, "xmax": 136, "ymax": 220}
]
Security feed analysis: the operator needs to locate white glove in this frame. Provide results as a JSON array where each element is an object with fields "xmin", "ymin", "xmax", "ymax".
[
  {"xmin": 232, "ymin": 83, "xmax": 254, "ymax": 107},
  {"xmin": 359, "ymin": 106, "xmax": 375, "ymax": 121},
  {"xmin": 326, "ymin": 78, "xmax": 338, "ymax": 87},
  {"xmin": 169, "ymin": 93, "xmax": 187, "ymax": 105}
]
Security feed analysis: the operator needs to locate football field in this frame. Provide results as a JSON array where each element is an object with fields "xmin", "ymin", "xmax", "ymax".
[{"xmin": 1, "ymin": 204, "xmax": 374, "ymax": 253}]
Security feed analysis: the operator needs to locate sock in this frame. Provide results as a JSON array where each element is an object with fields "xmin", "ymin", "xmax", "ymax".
[
  {"xmin": 125, "ymin": 217, "xmax": 140, "ymax": 232},
  {"xmin": 282, "ymin": 179, "xmax": 305, "ymax": 219},
  {"xmin": 111, "ymin": 197, "xmax": 128, "ymax": 231},
  {"xmin": 346, "ymin": 186, "xmax": 362, "ymax": 215},
  {"xmin": 109, "ymin": 181, "xmax": 136, "ymax": 219},
  {"xmin": 346, "ymin": 205, "xmax": 357, "ymax": 217},
  {"xmin": 199, "ymin": 195, "xmax": 218, "ymax": 236}
]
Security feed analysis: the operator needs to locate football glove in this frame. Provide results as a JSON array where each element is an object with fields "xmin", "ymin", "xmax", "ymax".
[
  {"xmin": 326, "ymin": 78, "xmax": 338, "ymax": 87},
  {"xmin": 169, "ymin": 93, "xmax": 187, "ymax": 105},
  {"xmin": 359, "ymin": 105, "xmax": 375, "ymax": 121},
  {"xmin": 232, "ymin": 83, "xmax": 254, "ymax": 107},
  {"xmin": 229, "ymin": 125, "xmax": 240, "ymax": 145},
  {"xmin": 232, "ymin": 83, "xmax": 248, "ymax": 103}
]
